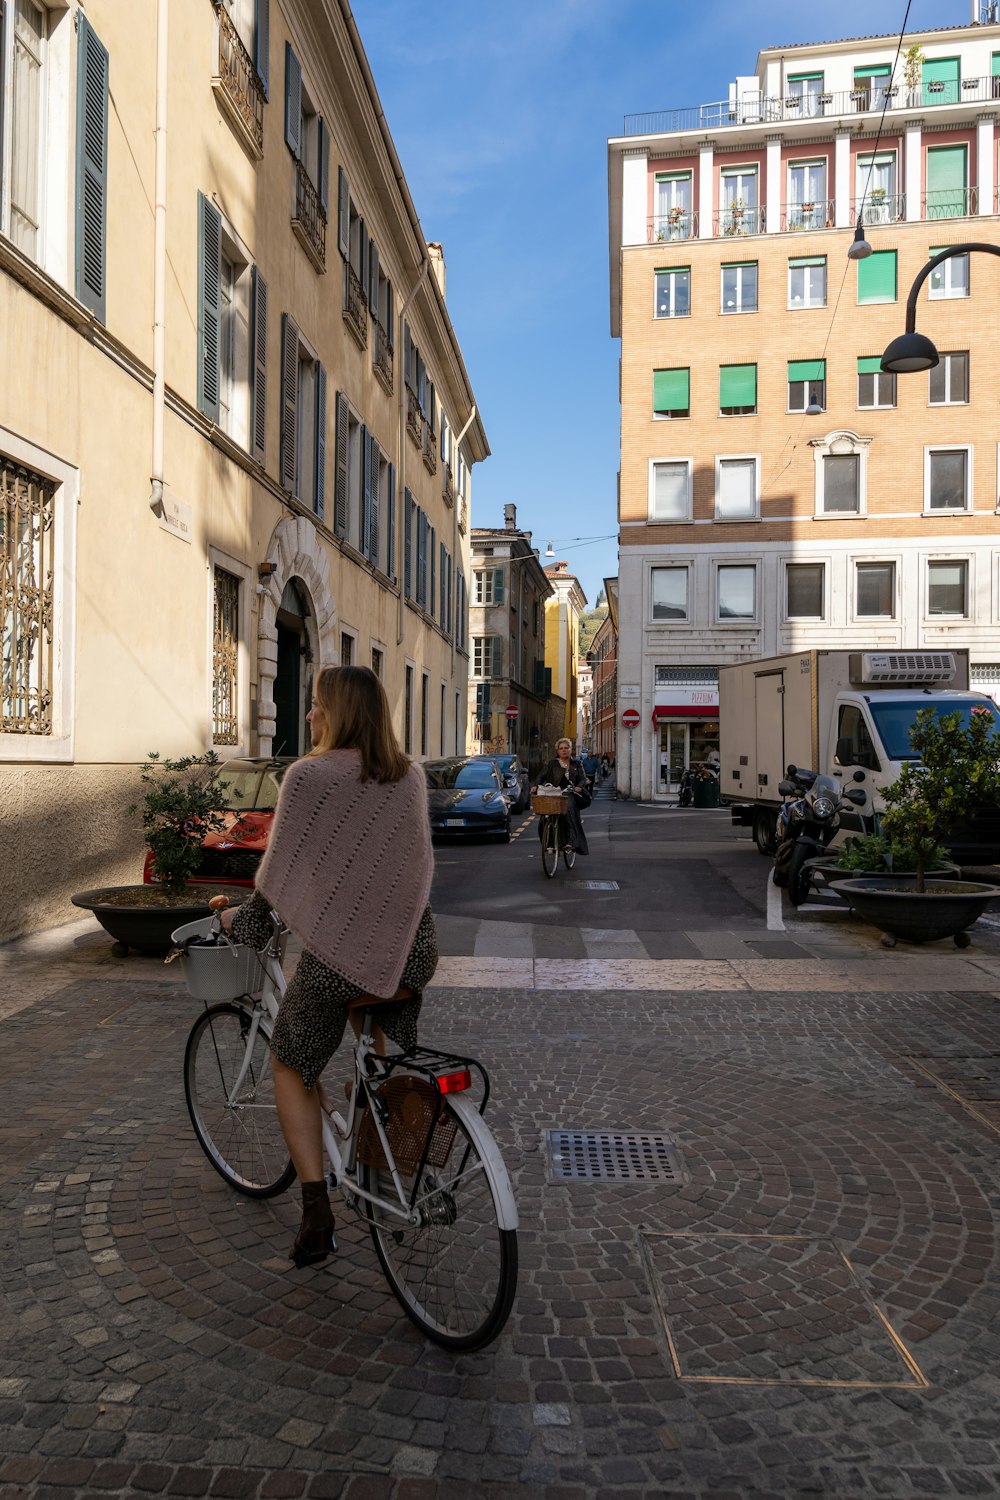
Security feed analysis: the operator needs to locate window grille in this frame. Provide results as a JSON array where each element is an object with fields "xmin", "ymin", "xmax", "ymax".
[
  {"xmin": 654, "ymin": 666, "xmax": 719, "ymax": 687},
  {"xmin": 1, "ymin": 456, "xmax": 55, "ymax": 734},
  {"xmin": 212, "ymin": 568, "xmax": 240, "ymax": 744}
]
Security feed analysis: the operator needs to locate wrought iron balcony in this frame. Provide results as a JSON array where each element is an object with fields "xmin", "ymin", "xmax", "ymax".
[
  {"xmin": 406, "ymin": 386, "xmax": 422, "ymax": 446},
  {"xmin": 851, "ymin": 193, "xmax": 906, "ymax": 225},
  {"xmin": 715, "ymin": 205, "xmax": 765, "ymax": 237},
  {"xmin": 422, "ymin": 420, "xmax": 437, "ymax": 475},
  {"xmin": 457, "ymin": 496, "xmax": 468, "ymax": 534},
  {"xmin": 442, "ymin": 461, "xmax": 455, "ymax": 507},
  {"xmin": 648, "ymin": 210, "xmax": 697, "ymax": 243},
  {"xmin": 292, "ymin": 159, "xmax": 326, "ymax": 273},
  {"xmin": 213, "ymin": 4, "xmax": 264, "ymax": 159},
  {"xmin": 343, "ymin": 261, "xmax": 368, "ymax": 348},
  {"xmin": 373, "ymin": 320, "xmax": 392, "ymax": 392},
  {"xmin": 922, "ymin": 186, "xmax": 978, "ymax": 219},
  {"xmin": 780, "ymin": 199, "xmax": 835, "ymax": 232}
]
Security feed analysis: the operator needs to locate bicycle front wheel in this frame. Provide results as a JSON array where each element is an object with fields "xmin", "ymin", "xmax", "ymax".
[
  {"xmin": 359, "ymin": 1094, "xmax": 518, "ymax": 1352},
  {"xmin": 563, "ymin": 844, "xmax": 577, "ymax": 870},
  {"xmin": 184, "ymin": 1002, "xmax": 295, "ymax": 1198},
  {"xmin": 541, "ymin": 818, "xmax": 559, "ymax": 878}
]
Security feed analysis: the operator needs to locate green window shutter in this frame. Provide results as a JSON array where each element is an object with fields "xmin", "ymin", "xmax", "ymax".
[
  {"xmin": 922, "ymin": 56, "xmax": 960, "ymax": 103},
  {"xmin": 854, "ymin": 64, "xmax": 891, "ymax": 79},
  {"xmin": 993, "ymin": 52, "xmax": 1000, "ymax": 77},
  {"xmin": 493, "ymin": 568, "xmax": 504, "ymax": 604},
  {"xmin": 788, "ymin": 71, "xmax": 822, "ymax": 81},
  {"xmin": 857, "ymin": 356, "xmax": 883, "ymax": 375},
  {"xmin": 250, "ymin": 266, "xmax": 267, "ymax": 464},
  {"xmin": 857, "ymin": 249, "xmax": 896, "ymax": 303},
  {"xmin": 788, "ymin": 359, "xmax": 825, "ymax": 382},
  {"xmin": 279, "ymin": 314, "xmax": 298, "ymax": 491},
  {"xmin": 333, "ymin": 391, "xmax": 348, "ymax": 537},
  {"xmin": 789, "ymin": 255, "xmax": 825, "ymax": 267},
  {"xmin": 926, "ymin": 145, "xmax": 967, "ymax": 217},
  {"xmin": 254, "ymin": 0, "xmax": 269, "ymax": 98},
  {"xmin": 314, "ymin": 362, "xmax": 326, "ymax": 517},
  {"xmin": 653, "ymin": 367, "xmax": 690, "ymax": 413},
  {"xmin": 284, "ymin": 42, "xmax": 301, "ymax": 156},
  {"xmin": 720, "ymin": 363, "xmax": 756, "ymax": 407},
  {"xmin": 655, "ymin": 264, "xmax": 690, "ymax": 275},
  {"xmin": 75, "ymin": 15, "xmax": 109, "ymax": 323},
  {"xmin": 197, "ymin": 192, "xmax": 221, "ymax": 422}
]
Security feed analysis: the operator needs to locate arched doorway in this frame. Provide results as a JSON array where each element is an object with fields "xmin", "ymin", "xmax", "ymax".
[{"xmin": 272, "ymin": 579, "xmax": 312, "ymax": 756}]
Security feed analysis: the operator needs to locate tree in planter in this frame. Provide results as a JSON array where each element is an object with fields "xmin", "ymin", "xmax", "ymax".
[
  {"xmin": 880, "ymin": 707, "xmax": 1000, "ymax": 891},
  {"xmin": 902, "ymin": 44, "xmax": 924, "ymax": 100},
  {"xmin": 128, "ymin": 752, "xmax": 232, "ymax": 896}
]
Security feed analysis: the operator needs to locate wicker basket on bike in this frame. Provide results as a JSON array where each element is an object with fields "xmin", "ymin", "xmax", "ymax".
[{"xmin": 531, "ymin": 789, "xmax": 570, "ymax": 817}]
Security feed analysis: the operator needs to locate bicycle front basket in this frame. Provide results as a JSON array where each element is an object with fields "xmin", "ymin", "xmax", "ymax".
[
  {"xmin": 169, "ymin": 916, "xmax": 262, "ymax": 1002},
  {"xmin": 531, "ymin": 792, "xmax": 569, "ymax": 817},
  {"xmin": 357, "ymin": 1075, "xmax": 458, "ymax": 1175}
]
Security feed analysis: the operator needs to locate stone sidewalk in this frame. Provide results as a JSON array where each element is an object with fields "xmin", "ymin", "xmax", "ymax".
[{"xmin": 1, "ymin": 920, "xmax": 999, "ymax": 1498}]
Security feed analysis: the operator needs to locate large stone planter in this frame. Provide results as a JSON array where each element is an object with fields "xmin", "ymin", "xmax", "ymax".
[
  {"xmin": 829, "ymin": 876, "xmax": 999, "ymax": 948},
  {"xmin": 71, "ymin": 885, "xmax": 248, "ymax": 956}
]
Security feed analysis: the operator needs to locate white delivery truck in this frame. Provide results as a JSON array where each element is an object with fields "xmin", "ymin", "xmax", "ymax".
[{"xmin": 720, "ymin": 649, "xmax": 1000, "ymax": 861}]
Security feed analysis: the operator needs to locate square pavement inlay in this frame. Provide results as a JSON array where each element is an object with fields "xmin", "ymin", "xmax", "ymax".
[
  {"xmin": 907, "ymin": 1053, "xmax": 1000, "ymax": 1137},
  {"xmin": 639, "ymin": 1231, "xmax": 927, "ymax": 1390}
]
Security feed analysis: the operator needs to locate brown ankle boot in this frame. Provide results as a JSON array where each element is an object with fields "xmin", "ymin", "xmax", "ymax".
[{"xmin": 290, "ymin": 1180, "xmax": 335, "ymax": 1267}]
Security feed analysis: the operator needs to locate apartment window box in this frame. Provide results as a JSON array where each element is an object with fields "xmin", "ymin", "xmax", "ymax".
[
  {"xmin": 924, "ymin": 446, "xmax": 972, "ymax": 513},
  {"xmin": 373, "ymin": 321, "xmax": 392, "ymax": 393},
  {"xmin": 292, "ymin": 158, "xmax": 326, "ymax": 273},
  {"xmin": 213, "ymin": 2, "xmax": 265, "ymax": 160},
  {"xmin": 405, "ymin": 386, "xmax": 422, "ymax": 447}
]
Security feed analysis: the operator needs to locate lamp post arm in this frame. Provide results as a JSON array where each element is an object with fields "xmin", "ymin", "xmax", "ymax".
[{"xmin": 903, "ymin": 243, "xmax": 1000, "ymax": 332}]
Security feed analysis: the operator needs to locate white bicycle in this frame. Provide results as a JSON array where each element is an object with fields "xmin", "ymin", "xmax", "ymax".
[{"xmin": 174, "ymin": 903, "xmax": 518, "ymax": 1352}]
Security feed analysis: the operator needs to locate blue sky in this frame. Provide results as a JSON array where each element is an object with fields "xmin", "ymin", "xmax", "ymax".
[{"xmin": 357, "ymin": 0, "xmax": 970, "ymax": 606}]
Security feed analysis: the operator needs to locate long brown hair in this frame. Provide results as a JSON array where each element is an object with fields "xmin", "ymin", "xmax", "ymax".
[{"xmin": 308, "ymin": 665, "xmax": 410, "ymax": 783}]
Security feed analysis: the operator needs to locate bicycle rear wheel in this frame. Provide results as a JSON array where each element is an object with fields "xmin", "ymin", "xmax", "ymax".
[
  {"xmin": 184, "ymin": 1002, "xmax": 295, "ymax": 1198},
  {"xmin": 358, "ymin": 1090, "xmax": 518, "ymax": 1351},
  {"xmin": 541, "ymin": 818, "xmax": 559, "ymax": 878}
]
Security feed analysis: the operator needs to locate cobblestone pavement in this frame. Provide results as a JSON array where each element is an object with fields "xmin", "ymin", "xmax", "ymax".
[{"xmin": 1, "ymin": 923, "xmax": 999, "ymax": 1498}]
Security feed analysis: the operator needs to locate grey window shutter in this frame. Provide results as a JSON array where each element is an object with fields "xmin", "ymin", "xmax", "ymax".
[
  {"xmin": 369, "ymin": 436, "xmax": 380, "ymax": 566},
  {"xmin": 428, "ymin": 381, "xmax": 436, "ymax": 431},
  {"xmin": 493, "ymin": 567, "xmax": 504, "ymax": 604},
  {"xmin": 359, "ymin": 219, "xmax": 369, "ymax": 295},
  {"xmin": 447, "ymin": 555, "xmax": 453, "ymax": 635},
  {"xmin": 492, "ymin": 639, "xmax": 503, "ymax": 678},
  {"xmin": 338, "ymin": 166, "xmax": 350, "ymax": 258},
  {"xmin": 333, "ymin": 391, "xmax": 349, "ymax": 538},
  {"xmin": 279, "ymin": 313, "xmax": 299, "ymax": 491},
  {"xmin": 386, "ymin": 279, "xmax": 394, "ymax": 349},
  {"xmin": 368, "ymin": 239, "xmax": 379, "ymax": 315},
  {"xmin": 75, "ymin": 15, "xmax": 109, "ymax": 323},
  {"xmin": 439, "ymin": 542, "xmax": 446, "ymax": 622},
  {"xmin": 314, "ymin": 361, "xmax": 327, "ymax": 517},
  {"xmin": 197, "ymin": 192, "xmax": 222, "ymax": 422},
  {"xmin": 403, "ymin": 321, "xmax": 411, "ymax": 384},
  {"xmin": 404, "ymin": 488, "xmax": 413, "ymax": 597},
  {"xmin": 284, "ymin": 42, "xmax": 301, "ymax": 157},
  {"xmin": 430, "ymin": 527, "xmax": 436, "ymax": 618},
  {"xmin": 360, "ymin": 425, "xmax": 370, "ymax": 556},
  {"xmin": 254, "ymin": 0, "xmax": 269, "ymax": 98},
  {"xmin": 386, "ymin": 462, "xmax": 395, "ymax": 579},
  {"xmin": 317, "ymin": 117, "xmax": 329, "ymax": 215},
  {"xmin": 250, "ymin": 265, "xmax": 267, "ymax": 464}
]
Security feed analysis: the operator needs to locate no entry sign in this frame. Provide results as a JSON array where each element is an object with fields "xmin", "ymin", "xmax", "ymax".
[
  {"xmin": 621, "ymin": 707, "xmax": 640, "ymax": 727},
  {"xmin": 505, "ymin": 705, "xmax": 519, "ymax": 720}
]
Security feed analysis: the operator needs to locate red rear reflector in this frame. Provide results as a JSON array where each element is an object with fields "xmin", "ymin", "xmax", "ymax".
[{"xmin": 437, "ymin": 1069, "xmax": 471, "ymax": 1094}]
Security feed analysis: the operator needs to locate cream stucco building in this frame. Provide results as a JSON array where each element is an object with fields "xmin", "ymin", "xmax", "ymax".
[
  {"xmin": 0, "ymin": 0, "xmax": 488, "ymax": 940},
  {"xmin": 543, "ymin": 562, "xmax": 588, "ymax": 744}
]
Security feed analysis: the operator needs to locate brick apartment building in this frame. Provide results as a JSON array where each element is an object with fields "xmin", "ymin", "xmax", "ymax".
[{"xmin": 608, "ymin": 11, "xmax": 1000, "ymax": 800}]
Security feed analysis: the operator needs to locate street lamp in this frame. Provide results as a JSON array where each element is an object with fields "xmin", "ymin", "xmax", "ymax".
[
  {"xmin": 881, "ymin": 243, "xmax": 1000, "ymax": 374},
  {"xmin": 847, "ymin": 217, "xmax": 873, "ymax": 261}
]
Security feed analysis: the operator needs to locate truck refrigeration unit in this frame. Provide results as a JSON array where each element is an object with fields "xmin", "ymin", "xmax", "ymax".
[{"xmin": 720, "ymin": 649, "xmax": 1000, "ymax": 863}]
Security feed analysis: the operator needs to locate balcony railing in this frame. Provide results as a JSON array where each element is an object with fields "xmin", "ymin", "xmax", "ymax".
[
  {"xmin": 851, "ymin": 193, "xmax": 906, "ymax": 225},
  {"xmin": 291, "ymin": 159, "xmax": 326, "ymax": 273},
  {"xmin": 422, "ymin": 420, "xmax": 437, "ymax": 475},
  {"xmin": 922, "ymin": 186, "xmax": 978, "ymax": 219},
  {"xmin": 214, "ymin": 2, "xmax": 264, "ymax": 158},
  {"xmin": 715, "ymin": 205, "xmax": 766, "ymax": 237},
  {"xmin": 405, "ymin": 386, "xmax": 422, "ymax": 446},
  {"xmin": 623, "ymin": 75, "xmax": 1000, "ymax": 136},
  {"xmin": 781, "ymin": 199, "xmax": 835, "ymax": 232},
  {"xmin": 373, "ymin": 320, "xmax": 392, "ymax": 392},
  {"xmin": 343, "ymin": 262, "xmax": 368, "ymax": 348},
  {"xmin": 648, "ymin": 210, "xmax": 697, "ymax": 243},
  {"xmin": 442, "ymin": 461, "xmax": 455, "ymax": 507},
  {"xmin": 457, "ymin": 496, "xmax": 468, "ymax": 534}
]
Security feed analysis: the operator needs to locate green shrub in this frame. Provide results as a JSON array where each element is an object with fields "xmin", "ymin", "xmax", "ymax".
[
  {"xmin": 127, "ymin": 752, "xmax": 231, "ymax": 896},
  {"xmin": 835, "ymin": 833, "xmax": 949, "ymax": 873}
]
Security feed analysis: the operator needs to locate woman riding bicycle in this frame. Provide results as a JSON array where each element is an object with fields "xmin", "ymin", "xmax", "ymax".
[
  {"xmin": 533, "ymin": 737, "xmax": 590, "ymax": 856},
  {"xmin": 220, "ymin": 665, "xmax": 437, "ymax": 1267}
]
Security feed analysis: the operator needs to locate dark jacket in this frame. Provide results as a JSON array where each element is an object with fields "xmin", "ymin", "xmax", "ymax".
[{"xmin": 536, "ymin": 757, "xmax": 589, "ymax": 855}]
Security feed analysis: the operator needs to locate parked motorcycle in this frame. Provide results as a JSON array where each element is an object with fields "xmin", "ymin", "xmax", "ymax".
[
  {"xmin": 772, "ymin": 765, "xmax": 866, "ymax": 905},
  {"xmin": 677, "ymin": 767, "xmax": 695, "ymax": 807}
]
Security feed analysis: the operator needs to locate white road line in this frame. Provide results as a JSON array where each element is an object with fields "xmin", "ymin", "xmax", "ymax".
[{"xmin": 766, "ymin": 870, "xmax": 785, "ymax": 932}]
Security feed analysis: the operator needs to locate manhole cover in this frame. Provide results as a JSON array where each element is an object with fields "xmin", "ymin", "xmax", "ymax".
[
  {"xmin": 573, "ymin": 880, "xmax": 620, "ymax": 890},
  {"xmin": 545, "ymin": 1130, "xmax": 686, "ymax": 1184}
]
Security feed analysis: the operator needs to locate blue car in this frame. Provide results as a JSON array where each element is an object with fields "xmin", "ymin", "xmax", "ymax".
[{"xmin": 424, "ymin": 758, "xmax": 511, "ymax": 842}]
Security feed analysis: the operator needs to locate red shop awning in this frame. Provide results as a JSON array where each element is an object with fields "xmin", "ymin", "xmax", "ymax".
[{"xmin": 651, "ymin": 705, "xmax": 719, "ymax": 723}]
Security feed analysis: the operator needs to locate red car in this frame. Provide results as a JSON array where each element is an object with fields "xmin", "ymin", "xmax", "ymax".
[{"xmin": 142, "ymin": 757, "xmax": 295, "ymax": 888}]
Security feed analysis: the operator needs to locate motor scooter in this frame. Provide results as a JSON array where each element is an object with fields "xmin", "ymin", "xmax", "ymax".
[{"xmin": 772, "ymin": 765, "xmax": 866, "ymax": 905}]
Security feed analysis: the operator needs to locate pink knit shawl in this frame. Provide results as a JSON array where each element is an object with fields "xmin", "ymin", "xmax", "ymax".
[{"xmin": 254, "ymin": 750, "xmax": 434, "ymax": 998}]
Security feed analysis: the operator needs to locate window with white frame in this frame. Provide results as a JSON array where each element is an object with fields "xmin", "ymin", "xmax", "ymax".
[
  {"xmin": 812, "ymin": 431, "xmax": 870, "ymax": 516},
  {"xmin": 2, "ymin": 0, "xmax": 47, "ymax": 259},
  {"xmin": 785, "ymin": 562, "xmax": 825, "ymax": 619},
  {"xmin": 928, "ymin": 351, "xmax": 969, "ymax": 405},
  {"xmin": 787, "ymin": 161, "xmax": 827, "ymax": 227},
  {"xmin": 474, "ymin": 567, "xmax": 505, "ymax": 605},
  {"xmin": 717, "ymin": 564, "xmax": 756, "ymax": 620},
  {"xmin": 715, "ymin": 457, "xmax": 757, "ymax": 520},
  {"xmin": 649, "ymin": 460, "xmax": 691, "ymax": 523},
  {"xmin": 855, "ymin": 561, "xmax": 896, "ymax": 618},
  {"xmin": 857, "ymin": 357, "xmax": 896, "ymax": 408},
  {"xmin": 655, "ymin": 266, "xmax": 690, "ymax": 318},
  {"xmin": 473, "ymin": 637, "xmax": 502, "ymax": 678},
  {"xmin": 925, "ymin": 447, "xmax": 972, "ymax": 511},
  {"xmin": 928, "ymin": 248, "xmax": 969, "ymax": 299},
  {"xmin": 650, "ymin": 566, "xmax": 688, "ymax": 621},
  {"xmin": 788, "ymin": 256, "xmax": 827, "ymax": 308},
  {"xmin": 788, "ymin": 359, "xmax": 825, "ymax": 413},
  {"xmin": 217, "ymin": 241, "xmax": 252, "ymax": 447},
  {"xmin": 927, "ymin": 559, "xmax": 968, "ymax": 616},
  {"xmin": 721, "ymin": 262, "xmax": 757, "ymax": 314}
]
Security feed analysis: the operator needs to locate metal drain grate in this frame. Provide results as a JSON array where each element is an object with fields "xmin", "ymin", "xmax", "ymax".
[
  {"xmin": 573, "ymin": 880, "xmax": 620, "ymax": 890},
  {"xmin": 546, "ymin": 1130, "xmax": 686, "ymax": 1184}
]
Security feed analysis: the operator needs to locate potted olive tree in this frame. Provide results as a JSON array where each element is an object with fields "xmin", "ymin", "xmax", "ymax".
[
  {"xmin": 71, "ymin": 753, "xmax": 248, "ymax": 955},
  {"xmin": 832, "ymin": 708, "xmax": 1000, "ymax": 946},
  {"xmin": 903, "ymin": 43, "xmax": 924, "ymax": 105}
]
